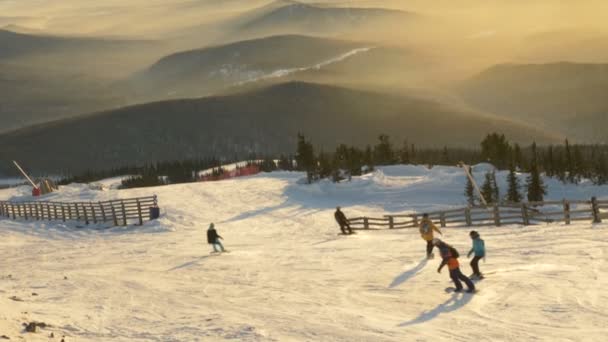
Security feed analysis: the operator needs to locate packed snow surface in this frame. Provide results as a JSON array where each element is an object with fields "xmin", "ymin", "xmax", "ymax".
[{"xmin": 1, "ymin": 165, "xmax": 607, "ymax": 341}]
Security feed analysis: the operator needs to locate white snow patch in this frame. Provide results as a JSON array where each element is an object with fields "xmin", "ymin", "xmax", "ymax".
[{"xmin": 1, "ymin": 165, "xmax": 607, "ymax": 340}]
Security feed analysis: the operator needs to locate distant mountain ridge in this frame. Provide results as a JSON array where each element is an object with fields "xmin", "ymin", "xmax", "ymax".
[
  {"xmin": 458, "ymin": 62, "xmax": 608, "ymax": 141},
  {"xmin": 0, "ymin": 28, "xmax": 149, "ymax": 59},
  {"xmin": 0, "ymin": 82, "xmax": 559, "ymax": 174},
  {"xmin": 130, "ymin": 35, "xmax": 369, "ymax": 100}
]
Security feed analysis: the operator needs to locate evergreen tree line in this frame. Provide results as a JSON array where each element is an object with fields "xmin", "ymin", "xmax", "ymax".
[
  {"xmin": 467, "ymin": 142, "xmax": 547, "ymax": 206},
  {"xmin": 294, "ymin": 133, "xmax": 483, "ymax": 184},
  {"xmin": 58, "ymin": 132, "xmax": 608, "ymax": 193},
  {"xmin": 480, "ymin": 133, "xmax": 608, "ymax": 186}
]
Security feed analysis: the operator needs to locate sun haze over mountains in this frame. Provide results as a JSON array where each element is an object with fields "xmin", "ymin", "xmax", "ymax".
[{"xmin": 0, "ymin": 0, "xmax": 607, "ymax": 173}]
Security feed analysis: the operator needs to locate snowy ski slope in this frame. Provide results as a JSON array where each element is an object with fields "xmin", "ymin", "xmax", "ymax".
[{"xmin": 1, "ymin": 165, "xmax": 607, "ymax": 341}]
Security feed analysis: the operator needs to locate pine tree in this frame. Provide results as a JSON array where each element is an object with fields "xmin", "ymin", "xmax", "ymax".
[
  {"xmin": 506, "ymin": 163, "xmax": 522, "ymax": 203},
  {"xmin": 400, "ymin": 140, "xmax": 410, "ymax": 164},
  {"xmin": 373, "ymin": 134, "xmax": 396, "ymax": 165},
  {"xmin": 481, "ymin": 171, "xmax": 496, "ymax": 204},
  {"xmin": 565, "ymin": 139, "xmax": 575, "ymax": 183},
  {"xmin": 526, "ymin": 142, "xmax": 547, "ymax": 202},
  {"xmin": 442, "ymin": 146, "xmax": 450, "ymax": 165},
  {"xmin": 481, "ymin": 133, "xmax": 511, "ymax": 169},
  {"xmin": 317, "ymin": 152, "xmax": 332, "ymax": 180},
  {"xmin": 464, "ymin": 166, "xmax": 476, "ymax": 206},
  {"xmin": 491, "ymin": 171, "xmax": 500, "ymax": 204},
  {"xmin": 295, "ymin": 133, "xmax": 316, "ymax": 183},
  {"xmin": 512, "ymin": 143, "xmax": 524, "ymax": 170},
  {"xmin": 594, "ymin": 152, "xmax": 608, "ymax": 185}
]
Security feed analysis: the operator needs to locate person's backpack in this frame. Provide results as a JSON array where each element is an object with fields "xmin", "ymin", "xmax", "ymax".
[
  {"xmin": 449, "ymin": 245, "xmax": 460, "ymax": 258},
  {"xmin": 421, "ymin": 222, "xmax": 430, "ymax": 234}
]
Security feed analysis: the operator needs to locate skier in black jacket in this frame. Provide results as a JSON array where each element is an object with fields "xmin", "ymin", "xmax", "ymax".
[
  {"xmin": 207, "ymin": 223, "xmax": 225, "ymax": 253},
  {"xmin": 334, "ymin": 206, "xmax": 353, "ymax": 234}
]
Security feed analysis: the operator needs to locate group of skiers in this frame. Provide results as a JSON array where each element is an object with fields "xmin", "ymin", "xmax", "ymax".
[
  {"xmin": 335, "ymin": 209, "xmax": 486, "ymax": 294},
  {"xmin": 207, "ymin": 207, "xmax": 486, "ymax": 294},
  {"xmin": 419, "ymin": 213, "xmax": 485, "ymax": 293}
]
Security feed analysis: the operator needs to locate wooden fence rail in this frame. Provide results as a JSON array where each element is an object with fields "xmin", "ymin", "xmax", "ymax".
[
  {"xmin": 347, "ymin": 197, "xmax": 606, "ymax": 230},
  {"xmin": 0, "ymin": 195, "xmax": 158, "ymax": 227}
]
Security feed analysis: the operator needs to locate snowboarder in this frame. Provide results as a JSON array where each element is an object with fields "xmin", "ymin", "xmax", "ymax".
[
  {"xmin": 334, "ymin": 206, "xmax": 353, "ymax": 235},
  {"xmin": 207, "ymin": 223, "xmax": 225, "ymax": 253},
  {"xmin": 419, "ymin": 213, "xmax": 442, "ymax": 259},
  {"xmin": 435, "ymin": 238, "xmax": 475, "ymax": 293},
  {"xmin": 467, "ymin": 230, "xmax": 485, "ymax": 279}
]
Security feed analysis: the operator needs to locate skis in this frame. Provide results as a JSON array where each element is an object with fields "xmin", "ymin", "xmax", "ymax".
[{"xmin": 445, "ymin": 287, "xmax": 477, "ymax": 294}]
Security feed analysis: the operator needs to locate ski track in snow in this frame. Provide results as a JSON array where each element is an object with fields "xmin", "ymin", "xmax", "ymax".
[
  {"xmin": 235, "ymin": 47, "xmax": 375, "ymax": 86},
  {"xmin": 1, "ymin": 165, "xmax": 608, "ymax": 341}
]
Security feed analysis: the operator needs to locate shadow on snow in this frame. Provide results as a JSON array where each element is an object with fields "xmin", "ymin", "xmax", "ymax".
[
  {"xmin": 389, "ymin": 258, "xmax": 428, "ymax": 289},
  {"xmin": 399, "ymin": 292, "xmax": 473, "ymax": 327},
  {"xmin": 167, "ymin": 256, "xmax": 211, "ymax": 271}
]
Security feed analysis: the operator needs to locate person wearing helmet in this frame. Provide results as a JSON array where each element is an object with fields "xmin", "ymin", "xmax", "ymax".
[
  {"xmin": 435, "ymin": 238, "xmax": 475, "ymax": 293},
  {"xmin": 467, "ymin": 230, "xmax": 485, "ymax": 279},
  {"xmin": 419, "ymin": 213, "xmax": 442, "ymax": 259},
  {"xmin": 334, "ymin": 206, "xmax": 353, "ymax": 235}
]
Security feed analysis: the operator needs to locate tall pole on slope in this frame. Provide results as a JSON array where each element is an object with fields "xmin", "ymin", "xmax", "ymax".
[
  {"xmin": 459, "ymin": 161, "xmax": 488, "ymax": 206},
  {"xmin": 13, "ymin": 160, "xmax": 38, "ymax": 190}
]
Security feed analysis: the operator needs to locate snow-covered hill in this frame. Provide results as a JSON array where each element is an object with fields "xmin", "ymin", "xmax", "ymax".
[{"xmin": 1, "ymin": 165, "xmax": 607, "ymax": 341}]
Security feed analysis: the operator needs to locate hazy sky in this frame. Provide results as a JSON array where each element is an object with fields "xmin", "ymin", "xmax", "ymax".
[{"xmin": 2, "ymin": 0, "xmax": 607, "ymax": 38}]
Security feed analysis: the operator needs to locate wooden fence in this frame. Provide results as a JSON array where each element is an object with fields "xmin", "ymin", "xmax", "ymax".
[
  {"xmin": 347, "ymin": 197, "xmax": 607, "ymax": 230},
  {"xmin": 0, "ymin": 195, "xmax": 158, "ymax": 226}
]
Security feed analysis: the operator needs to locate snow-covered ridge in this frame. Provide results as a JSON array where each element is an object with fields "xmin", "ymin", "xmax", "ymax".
[{"xmin": 236, "ymin": 47, "xmax": 374, "ymax": 85}]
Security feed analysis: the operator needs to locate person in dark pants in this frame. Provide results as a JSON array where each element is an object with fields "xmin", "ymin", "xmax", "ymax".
[
  {"xmin": 207, "ymin": 223, "xmax": 225, "ymax": 253},
  {"xmin": 334, "ymin": 206, "xmax": 353, "ymax": 234},
  {"xmin": 467, "ymin": 230, "xmax": 485, "ymax": 279},
  {"xmin": 419, "ymin": 213, "xmax": 442, "ymax": 259},
  {"xmin": 435, "ymin": 238, "xmax": 475, "ymax": 293}
]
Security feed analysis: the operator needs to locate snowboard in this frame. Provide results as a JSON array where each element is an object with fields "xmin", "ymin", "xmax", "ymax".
[
  {"xmin": 337, "ymin": 231, "xmax": 357, "ymax": 236},
  {"xmin": 210, "ymin": 250, "xmax": 230, "ymax": 255},
  {"xmin": 445, "ymin": 287, "xmax": 477, "ymax": 294}
]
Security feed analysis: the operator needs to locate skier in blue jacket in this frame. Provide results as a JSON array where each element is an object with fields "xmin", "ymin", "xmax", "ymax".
[{"xmin": 467, "ymin": 230, "xmax": 485, "ymax": 279}]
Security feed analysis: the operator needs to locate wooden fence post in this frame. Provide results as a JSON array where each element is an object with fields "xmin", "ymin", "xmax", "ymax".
[
  {"xmin": 61, "ymin": 204, "xmax": 66, "ymax": 222},
  {"xmin": 83, "ymin": 203, "xmax": 89, "ymax": 225},
  {"xmin": 17, "ymin": 204, "xmax": 22, "ymax": 219},
  {"xmin": 465, "ymin": 208, "xmax": 472, "ymax": 227},
  {"xmin": 521, "ymin": 203, "xmax": 529, "ymax": 226},
  {"xmin": 412, "ymin": 214, "xmax": 419, "ymax": 227},
  {"xmin": 440, "ymin": 212, "xmax": 446, "ymax": 228},
  {"xmin": 591, "ymin": 197, "xmax": 601, "ymax": 223},
  {"xmin": 99, "ymin": 202, "xmax": 106, "ymax": 222},
  {"xmin": 53, "ymin": 205, "xmax": 58, "ymax": 221},
  {"xmin": 121, "ymin": 200, "xmax": 127, "ymax": 226},
  {"xmin": 493, "ymin": 205, "xmax": 501, "ymax": 227},
  {"xmin": 136, "ymin": 199, "xmax": 143, "ymax": 225},
  {"xmin": 46, "ymin": 204, "xmax": 51, "ymax": 221},
  {"xmin": 75, "ymin": 204, "xmax": 80, "ymax": 221},
  {"xmin": 67, "ymin": 204, "xmax": 72, "ymax": 221},
  {"xmin": 388, "ymin": 216, "xmax": 394, "ymax": 229},
  {"xmin": 563, "ymin": 200, "xmax": 571, "ymax": 225},
  {"xmin": 90, "ymin": 202, "xmax": 97, "ymax": 224},
  {"xmin": 363, "ymin": 217, "xmax": 369, "ymax": 229},
  {"xmin": 111, "ymin": 203, "xmax": 118, "ymax": 226}
]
